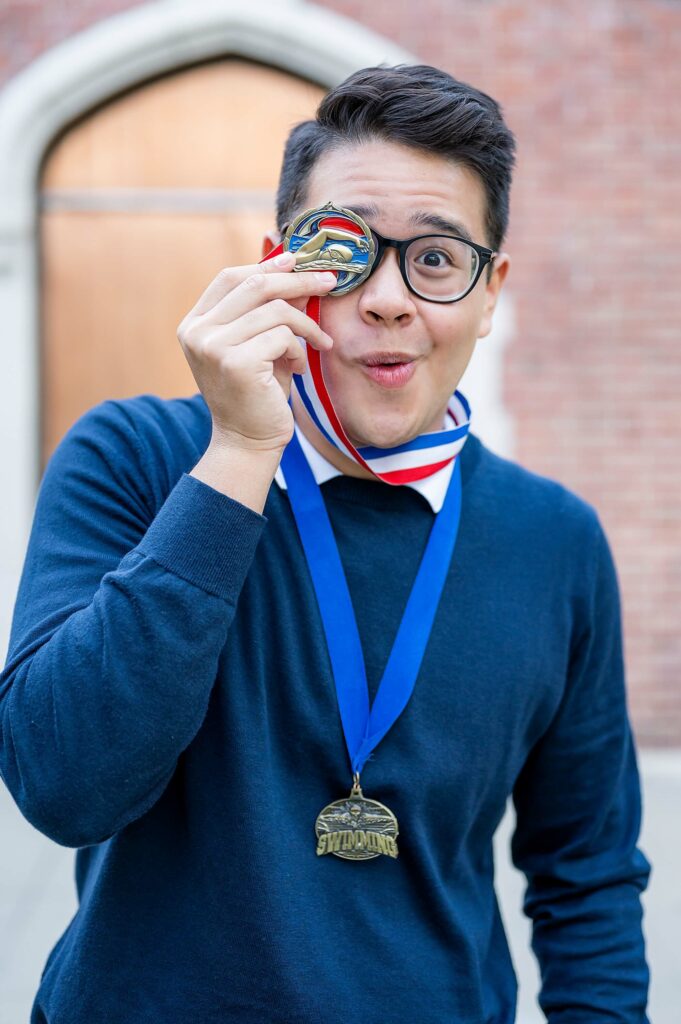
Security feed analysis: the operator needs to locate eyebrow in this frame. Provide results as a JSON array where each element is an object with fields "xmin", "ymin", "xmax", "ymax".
[{"xmin": 348, "ymin": 203, "xmax": 475, "ymax": 244}]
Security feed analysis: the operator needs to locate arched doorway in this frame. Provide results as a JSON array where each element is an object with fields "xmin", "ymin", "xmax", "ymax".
[
  {"xmin": 0, "ymin": 0, "xmax": 411, "ymax": 649},
  {"xmin": 40, "ymin": 59, "xmax": 323, "ymax": 460}
]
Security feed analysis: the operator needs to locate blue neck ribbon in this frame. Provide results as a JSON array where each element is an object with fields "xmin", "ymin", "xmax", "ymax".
[{"xmin": 280, "ymin": 429, "xmax": 464, "ymax": 778}]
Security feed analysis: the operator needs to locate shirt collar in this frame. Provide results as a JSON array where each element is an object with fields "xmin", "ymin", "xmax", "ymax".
[{"xmin": 274, "ymin": 414, "xmax": 455, "ymax": 514}]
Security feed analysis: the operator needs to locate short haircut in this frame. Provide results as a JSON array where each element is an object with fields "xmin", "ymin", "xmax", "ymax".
[{"xmin": 276, "ymin": 63, "xmax": 517, "ymax": 268}]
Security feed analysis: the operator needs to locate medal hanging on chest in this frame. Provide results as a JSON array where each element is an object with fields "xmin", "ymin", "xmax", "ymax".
[{"xmin": 280, "ymin": 430, "xmax": 465, "ymax": 862}]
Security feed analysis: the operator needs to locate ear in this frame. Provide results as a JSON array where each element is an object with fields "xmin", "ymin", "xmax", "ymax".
[
  {"xmin": 262, "ymin": 229, "xmax": 281, "ymax": 258},
  {"xmin": 477, "ymin": 253, "xmax": 510, "ymax": 339}
]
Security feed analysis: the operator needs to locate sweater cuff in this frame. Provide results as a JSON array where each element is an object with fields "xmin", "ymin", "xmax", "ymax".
[{"xmin": 137, "ymin": 473, "xmax": 267, "ymax": 602}]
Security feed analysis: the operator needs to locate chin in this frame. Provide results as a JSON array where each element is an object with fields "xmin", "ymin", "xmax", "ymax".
[{"xmin": 343, "ymin": 411, "xmax": 420, "ymax": 450}]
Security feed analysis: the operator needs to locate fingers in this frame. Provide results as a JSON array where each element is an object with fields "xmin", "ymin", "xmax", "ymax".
[
  {"xmin": 175, "ymin": 253, "xmax": 328, "ymax": 453},
  {"xmin": 226, "ymin": 326, "xmax": 308, "ymax": 377},
  {"xmin": 205, "ymin": 267, "xmax": 337, "ymax": 328},
  {"xmin": 185, "ymin": 253, "xmax": 290, "ymax": 318},
  {"xmin": 206, "ymin": 297, "xmax": 332, "ymax": 355},
  {"xmin": 185, "ymin": 251, "xmax": 334, "ymax": 321}
]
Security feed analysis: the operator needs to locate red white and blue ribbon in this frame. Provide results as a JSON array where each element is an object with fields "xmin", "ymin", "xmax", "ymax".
[{"xmin": 260, "ymin": 242, "xmax": 471, "ymax": 485}]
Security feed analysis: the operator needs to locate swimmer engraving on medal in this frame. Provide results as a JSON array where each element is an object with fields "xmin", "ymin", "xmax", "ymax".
[
  {"xmin": 292, "ymin": 227, "xmax": 370, "ymax": 269},
  {"xmin": 317, "ymin": 799, "xmax": 394, "ymax": 831},
  {"xmin": 283, "ymin": 201, "xmax": 376, "ymax": 296}
]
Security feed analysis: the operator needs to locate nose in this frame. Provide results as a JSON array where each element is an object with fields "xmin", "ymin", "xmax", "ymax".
[{"xmin": 357, "ymin": 246, "xmax": 417, "ymax": 326}]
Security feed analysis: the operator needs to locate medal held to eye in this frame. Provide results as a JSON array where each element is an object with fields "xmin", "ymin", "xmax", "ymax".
[
  {"xmin": 315, "ymin": 774, "xmax": 399, "ymax": 861},
  {"xmin": 283, "ymin": 201, "xmax": 375, "ymax": 296}
]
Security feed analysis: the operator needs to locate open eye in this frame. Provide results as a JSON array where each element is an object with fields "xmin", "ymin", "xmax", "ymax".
[{"xmin": 415, "ymin": 248, "xmax": 454, "ymax": 269}]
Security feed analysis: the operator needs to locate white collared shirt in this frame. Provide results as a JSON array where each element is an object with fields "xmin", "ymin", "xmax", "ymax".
[{"xmin": 274, "ymin": 415, "xmax": 455, "ymax": 514}]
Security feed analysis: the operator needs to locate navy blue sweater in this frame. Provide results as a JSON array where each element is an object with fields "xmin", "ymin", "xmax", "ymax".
[{"xmin": 0, "ymin": 394, "xmax": 650, "ymax": 1023}]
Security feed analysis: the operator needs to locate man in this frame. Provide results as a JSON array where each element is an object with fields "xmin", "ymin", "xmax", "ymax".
[{"xmin": 0, "ymin": 64, "xmax": 650, "ymax": 1022}]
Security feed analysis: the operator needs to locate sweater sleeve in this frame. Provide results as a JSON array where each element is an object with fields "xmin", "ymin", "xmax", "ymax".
[
  {"xmin": 0, "ymin": 401, "xmax": 268, "ymax": 848},
  {"xmin": 510, "ymin": 515, "xmax": 651, "ymax": 1023}
]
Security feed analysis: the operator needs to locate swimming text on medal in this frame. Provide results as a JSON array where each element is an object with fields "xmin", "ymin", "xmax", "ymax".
[{"xmin": 316, "ymin": 829, "xmax": 398, "ymax": 858}]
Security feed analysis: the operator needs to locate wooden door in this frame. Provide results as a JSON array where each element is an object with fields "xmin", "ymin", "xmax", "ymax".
[{"xmin": 40, "ymin": 59, "xmax": 324, "ymax": 462}]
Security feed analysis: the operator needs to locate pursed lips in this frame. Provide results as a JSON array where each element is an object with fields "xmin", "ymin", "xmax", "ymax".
[
  {"xmin": 358, "ymin": 351, "xmax": 421, "ymax": 366},
  {"xmin": 357, "ymin": 352, "xmax": 421, "ymax": 389}
]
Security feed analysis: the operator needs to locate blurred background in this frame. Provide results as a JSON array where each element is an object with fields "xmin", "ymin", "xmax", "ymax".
[{"xmin": 0, "ymin": 0, "xmax": 679, "ymax": 1020}]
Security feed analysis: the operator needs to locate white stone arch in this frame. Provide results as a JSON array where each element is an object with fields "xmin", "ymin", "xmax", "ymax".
[{"xmin": 0, "ymin": 0, "xmax": 513, "ymax": 653}]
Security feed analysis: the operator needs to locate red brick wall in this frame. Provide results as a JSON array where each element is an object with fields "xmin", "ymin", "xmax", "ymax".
[{"xmin": 2, "ymin": 0, "xmax": 680, "ymax": 745}]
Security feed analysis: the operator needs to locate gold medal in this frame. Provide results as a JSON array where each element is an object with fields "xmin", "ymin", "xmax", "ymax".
[
  {"xmin": 283, "ymin": 201, "xmax": 375, "ymax": 296},
  {"xmin": 315, "ymin": 773, "xmax": 399, "ymax": 861}
]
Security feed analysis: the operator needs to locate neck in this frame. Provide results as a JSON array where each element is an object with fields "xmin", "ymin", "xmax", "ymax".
[
  {"xmin": 289, "ymin": 387, "xmax": 452, "ymax": 479},
  {"xmin": 290, "ymin": 387, "xmax": 375, "ymax": 480}
]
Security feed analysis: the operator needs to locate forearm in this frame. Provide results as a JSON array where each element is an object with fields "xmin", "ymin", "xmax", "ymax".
[
  {"xmin": 512, "ymin": 519, "xmax": 651, "ymax": 1022},
  {"xmin": 530, "ymin": 906, "xmax": 649, "ymax": 1023},
  {"xmin": 525, "ymin": 825, "xmax": 650, "ymax": 1021},
  {"xmin": 0, "ymin": 473, "xmax": 266, "ymax": 847},
  {"xmin": 514, "ymin": 721, "xmax": 651, "ymax": 1023}
]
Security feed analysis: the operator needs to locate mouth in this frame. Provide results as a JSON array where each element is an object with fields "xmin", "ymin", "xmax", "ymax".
[{"xmin": 358, "ymin": 351, "xmax": 420, "ymax": 389}]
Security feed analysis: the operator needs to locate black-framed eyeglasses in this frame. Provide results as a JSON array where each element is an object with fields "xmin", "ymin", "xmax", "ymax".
[
  {"xmin": 280, "ymin": 201, "xmax": 498, "ymax": 303},
  {"xmin": 364, "ymin": 228, "xmax": 498, "ymax": 304}
]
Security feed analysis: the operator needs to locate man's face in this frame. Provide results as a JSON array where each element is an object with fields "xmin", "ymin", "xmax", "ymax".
[{"xmin": 275, "ymin": 138, "xmax": 509, "ymax": 449}]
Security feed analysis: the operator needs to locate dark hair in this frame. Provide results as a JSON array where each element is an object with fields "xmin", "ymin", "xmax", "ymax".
[{"xmin": 276, "ymin": 64, "xmax": 516, "ymax": 268}]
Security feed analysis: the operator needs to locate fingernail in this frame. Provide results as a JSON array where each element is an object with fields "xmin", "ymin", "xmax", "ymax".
[
  {"xmin": 316, "ymin": 272, "xmax": 336, "ymax": 283},
  {"xmin": 273, "ymin": 252, "xmax": 292, "ymax": 266}
]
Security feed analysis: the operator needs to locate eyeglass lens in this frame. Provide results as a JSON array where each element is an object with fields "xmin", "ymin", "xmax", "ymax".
[{"xmin": 372, "ymin": 236, "xmax": 479, "ymax": 300}]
